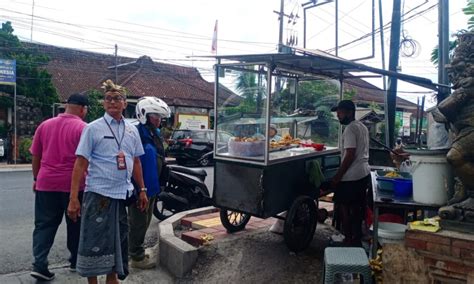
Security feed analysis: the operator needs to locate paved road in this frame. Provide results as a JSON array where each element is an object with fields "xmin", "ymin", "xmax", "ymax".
[{"xmin": 0, "ymin": 166, "xmax": 213, "ymax": 275}]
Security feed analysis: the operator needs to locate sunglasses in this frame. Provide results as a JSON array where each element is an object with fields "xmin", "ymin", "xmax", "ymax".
[{"xmin": 104, "ymin": 95, "xmax": 125, "ymax": 103}]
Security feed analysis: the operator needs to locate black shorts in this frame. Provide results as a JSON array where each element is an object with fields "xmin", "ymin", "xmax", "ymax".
[{"xmin": 333, "ymin": 175, "xmax": 370, "ymax": 205}]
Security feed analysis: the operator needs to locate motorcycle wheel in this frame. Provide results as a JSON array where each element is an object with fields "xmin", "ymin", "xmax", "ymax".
[{"xmin": 153, "ymin": 199, "xmax": 175, "ymax": 221}]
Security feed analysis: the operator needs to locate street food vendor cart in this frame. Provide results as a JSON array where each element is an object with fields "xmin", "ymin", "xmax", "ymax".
[
  {"xmin": 210, "ymin": 48, "xmax": 441, "ymax": 253},
  {"xmin": 212, "ymin": 51, "xmax": 343, "ymax": 252}
]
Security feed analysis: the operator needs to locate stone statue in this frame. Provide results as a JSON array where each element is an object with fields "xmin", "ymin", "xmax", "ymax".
[{"xmin": 435, "ymin": 32, "xmax": 474, "ymax": 232}]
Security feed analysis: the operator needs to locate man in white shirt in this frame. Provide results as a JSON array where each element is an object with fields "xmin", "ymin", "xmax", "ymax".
[{"xmin": 331, "ymin": 100, "xmax": 370, "ymax": 246}]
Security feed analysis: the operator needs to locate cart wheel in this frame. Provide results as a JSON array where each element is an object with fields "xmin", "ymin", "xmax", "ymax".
[
  {"xmin": 284, "ymin": 196, "xmax": 318, "ymax": 252},
  {"xmin": 220, "ymin": 209, "xmax": 251, "ymax": 233},
  {"xmin": 317, "ymin": 208, "xmax": 329, "ymax": 223}
]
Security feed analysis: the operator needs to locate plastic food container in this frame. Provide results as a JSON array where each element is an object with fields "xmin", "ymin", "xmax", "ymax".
[
  {"xmin": 377, "ymin": 222, "xmax": 407, "ymax": 245},
  {"xmin": 312, "ymin": 143, "xmax": 324, "ymax": 151},
  {"xmin": 228, "ymin": 139, "xmax": 265, "ymax": 157},
  {"xmin": 393, "ymin": 179, "xmax": 413, "ymax": 197},
  {"xmin": 376, "ymin": 170, "xmax": 412, "ymax": 192}
]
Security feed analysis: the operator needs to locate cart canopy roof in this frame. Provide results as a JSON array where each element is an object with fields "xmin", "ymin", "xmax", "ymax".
[{"xmin": 212, "ymin": 47, "xmax": 441, "ymax": 92}]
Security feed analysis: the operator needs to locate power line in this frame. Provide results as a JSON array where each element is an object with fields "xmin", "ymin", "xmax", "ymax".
[{"xmin": 325, "ymin": 2, "xmax": 438, "ymax": 53}]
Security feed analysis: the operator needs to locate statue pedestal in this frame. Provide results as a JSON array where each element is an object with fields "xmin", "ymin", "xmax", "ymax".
[
  {"xmin": 400, "ymin": 229, "xmax": 474, "ymax": 283},
  {"xmin": 440, "ymin": 219, "xmax": 474, "ymax": 234}
]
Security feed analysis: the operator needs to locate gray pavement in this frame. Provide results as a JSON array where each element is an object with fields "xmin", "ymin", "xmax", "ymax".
[
  {"xmin": 0, "ymin": 162, "xmax": 214, "ymax": 283},
  {"xmin": 1, "ymin": 263, "xmax": 174, "ymax": 283}
]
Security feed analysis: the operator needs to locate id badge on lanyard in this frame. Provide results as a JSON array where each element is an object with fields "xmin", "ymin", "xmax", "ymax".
[
  {"xmin": 104, "ymin": 117, "xmax": 127, "ymax": 171},
  {"xmin": 117, "ymin": 150, "xmax": 127, "ymax": 170}
]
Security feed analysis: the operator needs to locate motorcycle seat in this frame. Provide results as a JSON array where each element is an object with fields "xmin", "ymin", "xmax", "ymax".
[{"xmin": 168, "ymin": 165, "xmax": 207, "ymax": 180}]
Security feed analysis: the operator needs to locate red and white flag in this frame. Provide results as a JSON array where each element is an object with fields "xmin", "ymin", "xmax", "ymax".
[{"xmin": 211, "ymin": 20, "xmax": 218, "ymax": 54}]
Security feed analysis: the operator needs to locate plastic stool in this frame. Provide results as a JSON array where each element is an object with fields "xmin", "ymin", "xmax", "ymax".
[{"xmin": 324, "ymin": 247, "xmax": 371, "ymax": 284}]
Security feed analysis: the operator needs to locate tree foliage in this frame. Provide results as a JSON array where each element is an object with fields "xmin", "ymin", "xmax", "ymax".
[
  {"xmin": 85, "ymin": 89, "xmax": 104, "ymax": 122},
  {"xmin": 464, "ymin": 0, "xmax": 474, "ymax": 30},
  {"xmin": 275, "ymin": 80, "xmax": 340, "ymax": 114},
  {"xmin": 0, "ymin": 22, "xmax": 58, "ymax": 118},
  {"xmin": 431, "ymin": 1, "xmax": 474, "ymax": 66}
]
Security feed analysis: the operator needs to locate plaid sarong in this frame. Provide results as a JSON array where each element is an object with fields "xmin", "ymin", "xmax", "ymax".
[{"xmin": 76, "ymin": 192, "xmax": 129, "ymax": 279}]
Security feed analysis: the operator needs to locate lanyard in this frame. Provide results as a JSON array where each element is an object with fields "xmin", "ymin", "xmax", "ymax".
[{"xmin": 103, "ymin": 117, "xmax": 125, "ymax": 150}]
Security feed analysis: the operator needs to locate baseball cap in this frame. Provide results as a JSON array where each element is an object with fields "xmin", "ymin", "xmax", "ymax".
[
  {"xmin": 67, "ymin": 93, "xmax": 89, "ymax": 106},
  {"xmin": 331, "ymin": 100, "xmax": 356, "ymax": 112}
]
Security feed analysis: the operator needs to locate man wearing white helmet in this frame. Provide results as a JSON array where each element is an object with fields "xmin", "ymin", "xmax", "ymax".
[{"xmin": 128, "ymin": 96, "xmax": 170, "ymax": 269}]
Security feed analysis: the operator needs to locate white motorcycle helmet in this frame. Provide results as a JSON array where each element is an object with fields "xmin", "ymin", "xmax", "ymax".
[{"xmin": 135, "ymin": 96, "xmax": 171, "ymax": 125}]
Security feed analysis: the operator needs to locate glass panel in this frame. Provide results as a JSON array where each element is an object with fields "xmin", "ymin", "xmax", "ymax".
[
  {"xmin": 215, "ymin": 64, "xmax": 268, "ymax": 161},
  {"xmin": 268, "ymin": 74, "xmax": 340, "ymax": 161},
  {"xmin": 191, "ymin": 131, "xmax": 208, "ymax": 140},
  {"xmin": 172, "ymin": 130, "xmax": 190, "ymax": 139}
]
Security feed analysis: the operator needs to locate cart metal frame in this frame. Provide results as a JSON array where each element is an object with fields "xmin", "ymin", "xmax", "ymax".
[{"xmin": 210, "ymin": 47, "xmax": 440, "ymax": 252}]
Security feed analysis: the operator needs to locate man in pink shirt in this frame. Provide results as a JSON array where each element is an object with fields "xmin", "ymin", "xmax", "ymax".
[{"xmin": 29, "ymin": 93, "xmax": 88, "ymax": 281}]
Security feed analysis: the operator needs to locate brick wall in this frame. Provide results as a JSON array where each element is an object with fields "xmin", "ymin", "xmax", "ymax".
[{"xmin": 405, "ymin": 230, "xmax": 474, "ymax": 283}]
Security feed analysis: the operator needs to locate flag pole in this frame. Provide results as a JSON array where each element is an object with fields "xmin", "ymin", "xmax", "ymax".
[{"xmin": 211, "ymin": 20, "xmax": 218, "ymax": 55}]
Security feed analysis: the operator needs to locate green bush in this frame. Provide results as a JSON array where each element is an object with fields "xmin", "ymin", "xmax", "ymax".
[{"xmin": 19, "ymin": 137, "xmax": 32, "ymax": 163}]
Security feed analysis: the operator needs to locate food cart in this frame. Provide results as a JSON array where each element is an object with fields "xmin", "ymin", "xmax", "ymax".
[{"xmin": 211, "ymin": 48, "xmax": 440, "ymax": 252}]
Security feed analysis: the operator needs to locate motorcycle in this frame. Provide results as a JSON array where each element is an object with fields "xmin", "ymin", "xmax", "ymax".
[{"xmin": 153, "ymin": 163, "xmax": 212, "ymax": 220}]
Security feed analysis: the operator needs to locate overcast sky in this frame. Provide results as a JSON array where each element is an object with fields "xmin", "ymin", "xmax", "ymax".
[{"xmin": 2, "ymin": 0, "xmax": 470, "ymax": 106}]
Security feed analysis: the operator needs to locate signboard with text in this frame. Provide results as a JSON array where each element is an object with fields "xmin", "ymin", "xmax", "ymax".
[
  {"xmin": 0, "ymin": 59, "xmax": 16, "ymax": 85},
  {"xmin": 178, "ymin": 114, "xmax": 209, "ymax": 130}
]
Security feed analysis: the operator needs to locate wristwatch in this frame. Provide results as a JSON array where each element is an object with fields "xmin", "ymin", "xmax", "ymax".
[{"xmin": 139, "ymin": 188, "xmax": 147, "ymax": 193}]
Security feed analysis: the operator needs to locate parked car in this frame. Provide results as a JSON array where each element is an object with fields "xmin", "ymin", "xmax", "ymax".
[{"xmin": 167, "ymin": 129, "xmax": 232, "ymax": 166}]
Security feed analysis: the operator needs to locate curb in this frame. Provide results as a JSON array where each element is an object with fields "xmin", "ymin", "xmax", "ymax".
[
  {"xmin": 0, "ymin": 166, "xmax": 31, "ymax": 173},
  {"xmin": 158, "ymin": 206, "xmax": 217, "ymax": 278}
]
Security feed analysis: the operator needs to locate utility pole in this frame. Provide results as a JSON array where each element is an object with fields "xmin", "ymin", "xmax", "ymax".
[
  {"xmin": 30, "ymin": 0, "xmax": 35, "ymax": 41},
  {"xmin": 379, "ymin": 0, "xmax": 389, "ymax": 146},
  {"xmin": 114, "ymin": 44, "xmax": 118, "ymax": 83},
  {"xmin": 438, "ymin": 0, "xmax": 450, "ymax": 101},
  {"xmin": 278, "ymin": 0, "xmax": 284, "ymax": 52},
  {"xmin": 386, "ymin": 0, "xmax": 402, "ymax": 148}
]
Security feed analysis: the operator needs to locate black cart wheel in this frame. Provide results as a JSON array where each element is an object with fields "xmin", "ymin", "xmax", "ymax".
[
  {"xmin": 220, "ymin": 209, "xmax": 251, "ymax": 233},
  {"xmin": 283, "ymin": 196, "xmax": 318, "ymax": 252},
  {"xmin": 153, "ymin": 199, "xmax": 175, "ymax": 221},
  {"xmin": 317, "ymin": 208, "xmax": 329, "ymax": 223}
]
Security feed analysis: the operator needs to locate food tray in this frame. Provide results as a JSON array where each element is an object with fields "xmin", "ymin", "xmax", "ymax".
[{"xmin": 269, "ymin": 145, "xmax": 297, "ymax": 152}]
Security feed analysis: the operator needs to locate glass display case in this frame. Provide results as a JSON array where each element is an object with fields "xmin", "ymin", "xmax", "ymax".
[
  {"xmin": 210, "ymin": 50, "xmax": 440, "ymax": 253},
  {"xmin": 214, "ymin": 61, "xmax": 341, "ymax": 165}
]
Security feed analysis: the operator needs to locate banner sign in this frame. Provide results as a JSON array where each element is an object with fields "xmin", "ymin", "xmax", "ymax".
[
  {"xmin": 178, "ymin": 114, "xmax": 209, "ymax": 130},
  {"xmin": 0, "ymin": 59, "xmax": 16, "ymax": 85}
]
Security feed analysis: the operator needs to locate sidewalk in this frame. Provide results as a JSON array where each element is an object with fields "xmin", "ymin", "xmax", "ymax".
[
  {"xmin": 0, "ymin": 162, "xmax": 31, "ymax": 172},
  {"xmin": 0, "ymin": 245, "xmax": 174, "ymax": 283},
  {"xmin": 0, "ymin": 266, "xmax": 174, "ymax": 283}
]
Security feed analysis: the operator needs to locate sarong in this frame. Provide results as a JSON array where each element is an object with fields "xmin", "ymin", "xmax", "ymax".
[{"xmin": 76, "ymin": 192, "xmax": 129, "ymax": 280}]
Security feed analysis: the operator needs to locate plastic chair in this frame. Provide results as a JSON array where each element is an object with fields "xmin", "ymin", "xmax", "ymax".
[{"xmin": 323, "ymin": 247, "xmax": 371, "ymax": 284}]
